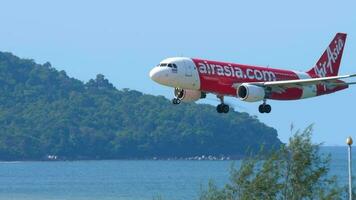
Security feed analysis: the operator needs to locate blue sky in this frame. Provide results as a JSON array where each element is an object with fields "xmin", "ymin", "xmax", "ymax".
[{"xmin": 1, "ymin": 0, "xmax": 355, "ymax": 145}]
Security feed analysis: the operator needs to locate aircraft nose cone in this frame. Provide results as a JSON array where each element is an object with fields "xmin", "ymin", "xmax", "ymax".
[
  {"xmin": 149, "ymin": 67, "xmax": 161, "ymax": 82},
  {"xmin": 149, "ymin": 67, "xmax": 172, "ymax": 86}
]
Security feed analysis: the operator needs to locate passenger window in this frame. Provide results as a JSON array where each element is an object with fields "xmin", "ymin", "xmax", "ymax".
[{"xmin": 160, "ymin": 63, "xmax": 167, "ymax": 67}]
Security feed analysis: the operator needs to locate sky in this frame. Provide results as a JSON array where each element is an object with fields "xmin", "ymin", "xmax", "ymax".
[{"xmin": 0, "ymin": 0, "xmax": 355, "ymax": 145}]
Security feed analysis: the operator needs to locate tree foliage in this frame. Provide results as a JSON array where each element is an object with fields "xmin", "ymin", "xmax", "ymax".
[
  {"xmin": 0, "ymin": 52, "xmax": 281, "ymax": 160},
  {"xmin": 200, "ymin": 125, "xmax": 344, "ymax": 200}
]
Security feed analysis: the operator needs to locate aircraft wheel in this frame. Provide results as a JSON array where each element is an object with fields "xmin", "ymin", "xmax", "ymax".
[
  {"xmin": 259, "ymin": 104, "xmax": 265, "ymax": 113},
  {"xmin": 259, "ymin": 104, "xmax": 272, "ymax": 113},
  {"xmin": 222, "ymin": 104, "xmax": 229, "ymax": 113},
  {"xmin": 172, "ymin": 98, "xmax": 181, "ymax": 105},
  {"xmin": 265, "ymin": 104, "xmax": 271, "ymax": 113},
  {"xmin": 216, "ymin": 104, "xmax": 223, "ymax": 113},
  {"xmin": 217, "ymin": 104, "xmax": 229, "ymax": 113}
]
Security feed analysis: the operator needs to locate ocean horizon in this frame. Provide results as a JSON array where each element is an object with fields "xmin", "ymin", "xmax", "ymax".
[{"xmin": 0, "ymin": 146, "xmax": 354, "ymax": 200}]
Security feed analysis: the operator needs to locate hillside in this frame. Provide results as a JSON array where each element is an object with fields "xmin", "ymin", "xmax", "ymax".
[{"xmin": 0, "ymin": 52, "xmax": 281, "ymax": 160}]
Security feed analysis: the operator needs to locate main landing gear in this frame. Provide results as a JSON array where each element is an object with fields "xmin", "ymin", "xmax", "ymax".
[
  {"xmin": 258, "ymin": 99, "xmax": 271, "ymax": 114},
  {"xmin": 216, "ymin": 95, "xmax": 229, "ymax": 114}
]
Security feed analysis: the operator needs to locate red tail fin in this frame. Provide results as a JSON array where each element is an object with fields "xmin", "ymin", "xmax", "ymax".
[{"xmin": 307, "ymin": 33, "xmax": 347, "ymax": 77}]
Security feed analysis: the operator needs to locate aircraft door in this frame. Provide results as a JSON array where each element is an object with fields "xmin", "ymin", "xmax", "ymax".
[
  {"xmin": 181, "ymin": 59, "xmax": 200, "ymax": 90},
  {"xmin": 184, "ymin": 61, "xmax": 193, "ymax": 77}
]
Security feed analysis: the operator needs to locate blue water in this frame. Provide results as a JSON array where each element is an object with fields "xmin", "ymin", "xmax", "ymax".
[{"xmin": 0, "ymin": 147, "xmax": 354, "ymax": 200}]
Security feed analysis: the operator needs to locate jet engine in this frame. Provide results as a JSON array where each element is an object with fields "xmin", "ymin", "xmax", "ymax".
[
  {"xmin": 174, "ymin": 88, "xmax": 206, "ymax": 102},
  {"xmin": 237, "ymin": 84, "xmax": 265, "ymax": 102}
]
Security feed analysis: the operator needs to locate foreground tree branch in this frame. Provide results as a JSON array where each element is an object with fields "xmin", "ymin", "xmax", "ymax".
[{"xmin": 200, "ymin": 125, "xmax": 345, "ymax": 200}]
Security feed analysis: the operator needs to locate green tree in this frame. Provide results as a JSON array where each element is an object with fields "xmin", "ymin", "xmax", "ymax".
[
  {"xmin": 0, "ymin": 51, "xmax": 282, "ymax": 160},
  {"xmin": 200, "ymin": 125, "xmax": 343, "ymax": 200}
]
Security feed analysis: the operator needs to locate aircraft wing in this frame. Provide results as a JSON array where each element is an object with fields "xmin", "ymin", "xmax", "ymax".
[
  {"xmin": 251, "ymin": 74, "xmax": 356, "ymax": 88},
  {"xmin": 330, "ymin": 81, "xmax": 356, "ymax": 86}
]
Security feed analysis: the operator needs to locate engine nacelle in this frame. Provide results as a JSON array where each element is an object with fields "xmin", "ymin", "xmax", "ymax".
[
  {"xmin": 237, "ymin": 84, "xmax": 265, "ymax": 102},
  {"xmin": 174, "ymin": 88, "xmax": 206, "ymax": 102}
]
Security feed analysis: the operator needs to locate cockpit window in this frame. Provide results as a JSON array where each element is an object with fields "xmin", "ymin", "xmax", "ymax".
[
  {"xmin": 172, "ymin": 63, "xmax": 178, "ymax": 73},
  {"xmin": 159, "ymin": 63, "xmax": 178, "ymax": 72}
]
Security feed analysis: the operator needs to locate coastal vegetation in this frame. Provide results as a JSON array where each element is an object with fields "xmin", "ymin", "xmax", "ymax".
[
  {"xmin": 0, "ymin": 52, "xmax": 281, "ymax": 160},
  {"xmin": 199, "ymin": 125, "xmax": 352, "ymax": 200}
]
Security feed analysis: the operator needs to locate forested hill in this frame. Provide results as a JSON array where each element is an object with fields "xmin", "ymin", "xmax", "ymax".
[{"xmin": 0, "ymin": 52, "xmax": 281, "ymax": 160}]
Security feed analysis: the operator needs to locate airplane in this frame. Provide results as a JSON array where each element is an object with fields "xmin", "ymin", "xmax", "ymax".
[{"xmin": 149, "ymin": 33, "xmax": 356, "ymax": 114}]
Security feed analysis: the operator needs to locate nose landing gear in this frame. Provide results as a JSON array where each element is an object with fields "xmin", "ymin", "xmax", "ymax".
[
  {"xmin": 216, "ymin": 95, "xmax": 229, "ymax": 113},
  {"xmin": 172, "ymin": 98, "xmax": 181, "ymax": 105},
  {"xmin": 258, "ymin": 99, "xmax": 271, "ymax": 113},
  {"xmin": 172, "ymin": 88, "xmax": 183, "ymax": 105}
]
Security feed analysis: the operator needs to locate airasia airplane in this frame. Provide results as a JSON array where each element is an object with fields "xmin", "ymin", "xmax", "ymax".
[{"xmin": 149, "ymin": 33, "xmax": 355, "ymax": 114}]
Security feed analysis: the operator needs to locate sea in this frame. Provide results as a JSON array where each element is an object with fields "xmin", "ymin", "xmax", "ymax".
[{"xmin": 0, "ymin": 147, "xmax": 354, "ymax": 200}]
